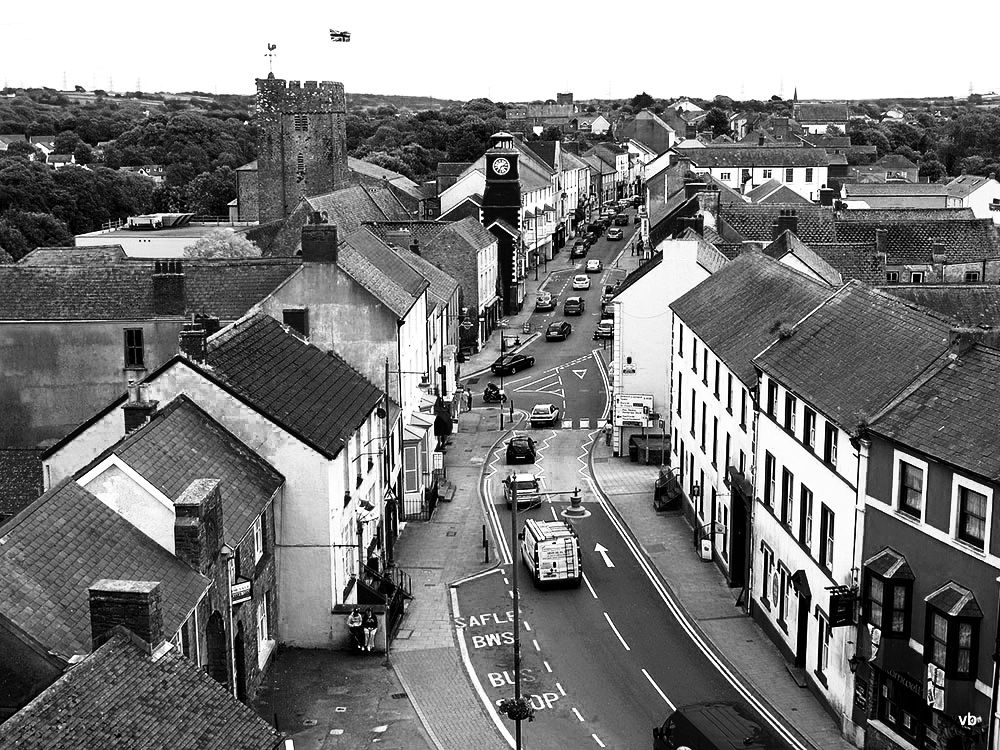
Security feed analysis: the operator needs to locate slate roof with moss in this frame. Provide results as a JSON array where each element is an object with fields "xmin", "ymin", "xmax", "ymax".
[
  {"xmin": 305, "ymin": 185, "xmax": 412, "ymax": 236},
  {"xmin": 675, "ymin": 146, "xmax": 832, "ymax": 168},
  {"xmin": 0, "ymin": 630, "xmax": 282, "ymax": 750},
  {"xmin": 833, "ymin": 217, "xmax": 1000, "ymax": 264},
  {"xmin": 754, "ymin": 282, "xmax": 954, "ymax": 431},
  {"xmin": 717, "ymin": 203, "xmax": 838, "ymax": 244},
  {"xmin": 671, "ymin": 253, "xmax": 834, "ymax": 385},
  {"xmin": 0, "ymin": 479, "xmax": 210, "ymax": 660},
  {"xmin": 879, "ymin": 285, "xmax": 1000, "ymax": 327},
  {"xmin": 868, "ymin": 345, "xmax": 1000, "ymax": 482},
  {"xmin": 339, "ymin": 228, "xmax": 428, "ymax": 318},
  {"xmin": 18, "ymin": 245, "xmax": 128, "ymax": 265}
]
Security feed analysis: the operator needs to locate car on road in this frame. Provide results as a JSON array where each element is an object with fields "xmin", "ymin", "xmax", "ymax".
[
  {"xmin": 593, "ymin": 320, "xmax": 613, "ymax": 340},
  {"xmin": 653, "ymin": 702, "xmax": 774, "ymax": 750},
  {"xmin": 617, "ymin": 198, "xmax": 632, "ymax": 209},
  {"xmin": 613, "ymin": 213, "xmax": 629, "ymax": 226},
  {"xmin": 563, "ymin": 296, "xmax": 585, "ymax": 315},
  {"xmin": 585, "ymin": 258, "xmax": 603, "ymax": 273},
  {"xmin": 529, "ymin": 403, "xmax": 560, "ymax": 427},
  {"xmin": 570, "ymin": 241, "xmax": 588, "ymax": 258},
  {"xmin": 535, "ymin": 291, "xmax": 556, "ymax": 311},
  {"xmin": 490, "ymin": 353, "xmax": 535, "ymax": 375},
  {"xmin": 586, "ymin": 222, "xmax": 604, "ymax": 236},
  {"xmin": 505, "ymin": 435, "xmax": 537, "ymax": 464},
  {"xmin": 503, "ymin": 472, "xmax": 542, "ymax": 509},
  {"xmin": 545, "ymin": 321, "xmax": 572, "ymax": 341},
  {"xmin": 607, "ymin": 227, "xmax": 624, "ymax": 241},
  {"xmin": 572, "ymin": 274, "xmax": 591, "ymax": 290}
]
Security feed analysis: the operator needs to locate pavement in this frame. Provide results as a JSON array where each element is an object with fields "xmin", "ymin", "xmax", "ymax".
[{"xmin": 255, "ymin": 232, "xmax": 855, "ymax": 750}]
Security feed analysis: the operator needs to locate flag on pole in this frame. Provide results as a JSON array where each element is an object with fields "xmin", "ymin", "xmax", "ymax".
[{"xmin": 330, "ymin": 29, "xmax": 351, "ymax": 42}]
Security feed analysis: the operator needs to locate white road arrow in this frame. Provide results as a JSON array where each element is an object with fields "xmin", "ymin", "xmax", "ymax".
[
  {"xmin": 572, "ymin": 369, "xmax": 587, "ymax": 379},
  {"xmin": 594, "ymin": 543, "xmax": 615, "ymax": 568}
]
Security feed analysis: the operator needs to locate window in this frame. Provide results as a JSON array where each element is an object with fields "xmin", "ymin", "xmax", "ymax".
[
  {"xmin": 781, "ymin": 469, "xmax": 794, "ymax": 527},
  {"xmin": 282, "ymin": 308, "xmax": 309, "ymax": 338},
  {"xmin": 690, "ymin": 390, "xmax": 696, "ymax": 436},
  {"xmin": 702, "ymin": 350, "xmax": 709, "ymax": 384},
  {"xmin": 762, "ymin": 169, "xmax": 772, "ymax": 179},
  {"xmin": 257, "ymin": 595, "xmax": 271, "ymax": 647},
  {"xmin": 897, "ymin": 460, "xmax": 924, "ymax": 519},
  {"xmin": 692, "ymin": 339, "xmax": 698, "ymax": 373},
  {"xmin": 252, "ymin": 516, "xmax": 263, "ymax": 564},
  {"xmin": 803, "ymin": 407, "xmax": 816, "ymax": 451},
  {"xmin": 760, "ymin": 544, "xmax": 774, "ymax": 605},
  {"xmin": 677, "ymin": 372, "xmax": 683, "ymax": 416},
  {"xmin": 711, "ymin": 417, "xmax": 718, "ymax": 466},
  {"xmin": 784, "ymin": 393, "xmax": 797, "ymax": 432},
  {"xmin": 726, "ymin": 374, "xmax": 733, "ymax": 412},
  {"xmin": 724, "ymin": 433, "xmax": 731, "ymax": 471},
  {"xmin": 799, "ymin": 485, "xmax": 813, "ymax": 548},
  {"xmin": 925, "ymin": 606, "xmax": 979, "ymax": 679},
  {"xmin": 293, "ymin": 113, "xmax": 308, "ymax": 131},
  {"xmin": 403, "ymin": 445, "xmax": 420, "ymax": 492},
  {"xmin": 739, "ymin": 449, "xmax": 746, "ymax": 474},
  {"xmin": 295, "ymin": 152, "xmax": 305, "ymax": 183},
  {"xmin": 816, "ymin": 611, "xmax": 830, "ymax": 676},
  {"xmin": 823, "ymin": 423, "xmax": 838, "ymax": 467},
  {"xmin": 740, "ymin": 389, "xmax": 747, "ymax": 431},
  {"xmin": 778, "ymin": 566, "xmax": 789, "ymax": 626},
  {"xmin": 700, "ymin": 402, "xmax": 707, "ymax": 451},
  {"xmin": 910, "ymin": 271, "xmax": 924, "ymax": 283},
  {"xmin": 763, "ymin": 452, "xmax": 776, "ymax": 508},
  {"xmin": 765, "ymin": 380, "xmax": 778, "ymax": 417},
  {"xmin": 713, "ymin": 362, "xmax": 720, "ymax": 399},
  {"xmin": 722, "ymin": 505, "xmax": 729, "ymax": 560},
  {"xmin": 964, "ymin": 271, "xmax": 981, "ymax": 283},
  {"xmin": 678, "ymin": 324, "xmax": 684, "ymax": 357},
  {"xmin": 698, "ymin": 469, "xmax": 705, "ymax": 516},
  {"xmin": 785, "ymin": 168, "xmax": 794, "ymax": 182},
  {"xmin": 124, "ymin": 328, "xmax": 145, "ymax": 369},
  {"xmin": 819, "ymin": 505, "xmax": 834, "ymax": 571},
  {"xmin": 957, "ymin": 485, "xmax": 988, "ymax": 550},
  {"xmin": 720, "ymin": 171, "xmax": 731, "ymax": 181},
  {"xmin": 805, "ymin": 167, "xmax": 814, "ymax": 183},
  {"xmin": 865, "ymin": 573, "xmax": 910, "ymax": 637},
  {"xmin": 885, "ymin": 271, "xmax": 899, "ymax": 283}
]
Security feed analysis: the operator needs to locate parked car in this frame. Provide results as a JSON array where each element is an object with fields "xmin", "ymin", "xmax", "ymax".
[
  {"xmin": 617, "ymin": 198, "xmax": 632, "ymax": 209},
  {"xmin": 607, "ymin": 228, "xmax": 624, "ymax": 241},
  {"xmin": 586, "ymin": 222, "xmax": 604, "ymax": 236},
  {"xmin": 535, "ymin": 292, "xmax": 556, "ymax": 311},
  {"xmin": 572, "ymin": 274, "xmax": 591, "ymax": 290},
  {"xmin": 563, "ymin": 296, "xmax": 585, "ymax": 315},
  {"xmin": 584, "ymin": 230, "xmax": 599, "ymax": 245},
  {"xmin": 613, "ymin": 213, "xmax": 629, "ymax": 226},
  {"xmin": 490, "ymin": 353, "xmax": 535, "ymax": 375},
  {"xmin": 529, "ymin": 403, "xmax": 561, "ymax": 427},
  {"xmin": 505, "ymin": 435, "xmax": 537, "ymax": 464},
  {"xmin": 593, "ymin": 321, "xmax": 614, "ymax": 340},
  {"xmin": 570, "ymin": 242, "xmax": 588, "ymax": 258},
  {"xmin": 545, "ymin": 321, "xmax": 572, "ymax": 341},
  {"xmin": 586, "ymin": 259, "xmax": 603, "ymax": 273}
]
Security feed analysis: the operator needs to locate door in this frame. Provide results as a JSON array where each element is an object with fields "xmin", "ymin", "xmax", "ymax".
[
  {"xmin": 793, "ymin": 571, "xmax": 812, "ymax": 669},
  {"xmin": 234, "ymin": 621, "xmax": 247, "ymax": 701},
  {"xmin": 729, "ymin": 487, "xmax": 749, "ymax": 589}
]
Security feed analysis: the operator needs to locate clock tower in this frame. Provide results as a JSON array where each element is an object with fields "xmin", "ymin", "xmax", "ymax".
[{"xmin": 481, "ymin": 132, "xmax": 523, "ymax": 314}]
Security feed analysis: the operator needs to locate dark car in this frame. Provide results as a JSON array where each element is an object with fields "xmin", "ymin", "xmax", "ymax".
[
  {"xmin": 545, "ymin": 321, "xmax": 572, "ymax": 341},
  {"xmin": 490, "ymin": 353, "xmax": 535, "ymax": 376},
  {"xmin": 570, "ymin": 241, "xmax": 588, "ymax": 258},
  {"xmin": 613, "ymin": 213, "xmax": 629, "ymax": 226},
  {"xmin": 563, "ymin": 296, "xmax": 585, "ymax": 315},
  {"xmin": 587, "ymin": 222, "xmax": 604, "ymax": 236},
  {"xmin": 506, "ymin": 435, "xmax": 537, "ymax": 464}
]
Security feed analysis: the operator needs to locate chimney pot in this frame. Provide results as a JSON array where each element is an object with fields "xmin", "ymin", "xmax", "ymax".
[
  {"xmin": 123, "ymin": 385, "xmax": 157, "ymax": 432},
  {"xmin": 178, "ymin": 322, "xmax": 208, "ymax": 362},
  {"xmin": 89, "ymin": 580, "xmax": 164, "ymax": 652},
  {"xmin": 174, "ymin": 479, "xmax": 224, "ymax": 575}
]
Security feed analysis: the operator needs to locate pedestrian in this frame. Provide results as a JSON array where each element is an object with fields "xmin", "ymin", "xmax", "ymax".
[
  {"xmin": 362, "ymin": 607, "xmax": 379, "ymax": 652},
  {"xmin": 346, "ymin": 607, "xmax": 364, "ymax": 651},
  {"xmin": 509, "ymin": 400, "xmax": 515, "ymax": 421},
  {"xmin": 466, "ymin": 389, "xmax": 473, "ymax": 412}
]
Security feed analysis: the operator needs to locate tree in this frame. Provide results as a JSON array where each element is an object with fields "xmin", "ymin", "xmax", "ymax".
[
  {"xmin": 629, "ymin": 92, "xmax": 655, "ymax": 110},
  {"xmin": 825, "ymin": 124, "xmax": 844, "ymax": 136},
  {"xmin": 0, "ymin": 210, "xmax": 73, "ymax": 259},
  {"xmin": 184, "ymin": 166, "xmax": 236, "ymax": 215},
  {"xmin": 704, "ymin": 108, "xmax": 730, "ymax": 137},
  {"xmin": 183, "ymin": 229, "xmax": 261, "ymax": 258},
  {"xmin": 919, "ymin": 158, "xmax": 947, "ymax": 182},
  {"xmin": 54, "ymin": 131, "xmax": 83, "ymax": 154}
]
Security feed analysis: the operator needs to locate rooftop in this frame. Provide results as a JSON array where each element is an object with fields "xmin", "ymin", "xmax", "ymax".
[{"xmin": 676, "ymin": 146, "xmax": 831, "ymax": 168}]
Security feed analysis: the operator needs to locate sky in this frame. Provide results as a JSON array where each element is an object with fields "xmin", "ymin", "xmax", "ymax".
[{"xmin": 2, "ymin": 0, "xmax": 994, "ymax": 103}]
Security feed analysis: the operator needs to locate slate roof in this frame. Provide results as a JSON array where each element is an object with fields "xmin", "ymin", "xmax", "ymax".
[
  {"xmin": 834, "ymin": 208, "xmax": 975, "ymax": 222},
  {"xmin": 675, "ymin": 147, "xmax": 831, "ymax": 168},
  {"xmin": 946, "ymin": 174, "xmax": 997, "ymax": 198},
  {"xmin": 795, "ymin": 102, "xmax": 850, "ymax": 123},
  {"xmin": 347, "ymin": 156, "xmax": 421, "ymax": 191},
  {"xmin": 0, "ymin": 448, "xmax": 43, "ymax": 520},
  {"xmin": 800, "ymin": 242, "xmax": 885, "ymax": 285},
  {"xmin": 0, "ymin": 630, "xmax": 283, "ymax": 750},
  {"xmin": 879, "ymin": 285, "xmax": 1000, "ymax": 327},
  {"xmin": 305, "ymin": 185, "xmax": 412, "ymax": 236},
  {"xmin": 873, "ymin": 154, "xmax": 917, "ymax": 170},
  {"xmin": 717, "ymin": 203, "xmax": 838, "ymax": 244},
  {"xmin": 339, "ymin": 228, "xmax": 427, "ymax": 318},
  {"xmin": 833, "ymin": 217, "xmax": 1000, "ymax": 264},
  {"xmin": 524, "ymin": 140, "xmax": 557, "ymax": 170},
  {"xmin": 444, "ymin": 215, "xmax": 500, "ymax": 249},
  {"xmin": 81, "ymin": 396, "xmax": 284, "ymax": 547},
  {"xmin": 763, "ymin": 231, "xmax": 844, "ymax": 286},
  {"xmin": 671, "ymin": 253, "xmax": 834, "ymax": 385},
  {"xmin": 18, "ymin": 245, "xmax": 128, "ymax": 265},
  {"xmin": 754, "ymin": 282, "xmax": 954, "ymax": 431},
  {"xmin": 842, "ymin": 183, "xmax": 947, "ymax": 197},
  {"xmin": 869, "ymin": 345, "xmax": 1000, "ymax": 482},
  {"xmin": 370, "ymin": 230, "xmax": 458, "ymax": 314},
  {"xmin": 0, "ymin": 257, "xmax": 302, "ymax": 321},
  {"xmin": 206, "ymin": 313, "xmax": 385, "ymax": 459},
  {"xmin": 746, "ymin": 180, "xmax": 813, "ymax": 205},
  {"xmin": 0, "ymin": 479, "xmax": 210, "ymax": 660}
]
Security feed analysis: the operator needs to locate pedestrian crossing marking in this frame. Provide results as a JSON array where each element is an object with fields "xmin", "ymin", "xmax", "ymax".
[
  {"xmin": 561, "ymin": 419, "xmax": 573, "ymax": 429},
  {"xmin": 579, "ymin": 419, "xmax": 590, "ymax": 428}
]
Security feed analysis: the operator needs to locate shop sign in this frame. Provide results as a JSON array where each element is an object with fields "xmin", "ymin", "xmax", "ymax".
[{"xmin": 232, "ymin": 578, "xmax": 252, "ymax": 605}]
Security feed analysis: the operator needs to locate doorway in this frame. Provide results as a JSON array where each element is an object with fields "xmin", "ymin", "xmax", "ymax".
[
  {"xmin": 234, "ymin": 621, "xmax": 247, "ymax": 702},
  {"xmin": 793, "ymin": 570, "xmax": 812, "ymax": 669}
]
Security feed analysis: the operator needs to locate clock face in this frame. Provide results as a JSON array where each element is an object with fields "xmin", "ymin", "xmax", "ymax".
[{"xmin": 492, "ymin": 157, "xmax": 511, "ymax": 176}]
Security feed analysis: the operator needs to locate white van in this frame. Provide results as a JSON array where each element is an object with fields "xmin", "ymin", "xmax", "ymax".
[{"xmin": 519, "ymin": 519, "xmax": 582, "ymax": 587}]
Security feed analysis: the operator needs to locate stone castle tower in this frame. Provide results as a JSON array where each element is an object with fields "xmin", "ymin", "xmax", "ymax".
[{"xmin": 255, "ymin": 73, "xmax": 349, "ymax": 223}]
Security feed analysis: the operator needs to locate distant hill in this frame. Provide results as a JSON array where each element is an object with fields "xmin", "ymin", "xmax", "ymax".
[{"xmin": 346, "ymin": 92, "xmax": 464, "ymax": 111}]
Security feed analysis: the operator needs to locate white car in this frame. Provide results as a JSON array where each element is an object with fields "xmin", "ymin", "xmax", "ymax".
[
  {"xmin": 572, "ymin": 274, "xmax": 591, "ymax": 290},
  {"xmin": 529, "ymin": 403, "xmax": 561, "ymax": 427},
  {"xmin": 585, "ymin": 259, "xmax": 603, "ymax": 273}
]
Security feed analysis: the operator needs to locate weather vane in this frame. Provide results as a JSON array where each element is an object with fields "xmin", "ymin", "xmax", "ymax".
[
  {"xmin": 265, "ymin": 43, "xmax": 277, "ymax": 73},
  {"xmin": 329, "ymin": 29, "xmax": 351, "ymax": 42}
]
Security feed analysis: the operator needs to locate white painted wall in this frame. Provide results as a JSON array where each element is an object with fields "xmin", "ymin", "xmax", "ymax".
[
  {"xmin": 963, "ymin": 181, "xmax": 1000, "ymax": 224},
  {"xmin": 694, "ymin": 165, "xmax": 828, "ymax": 202},
  {"xmin": 81, "ymin": 461, "xmax": 175, "ymax": 552},
  {"xmin": 439, "ymin": 170, "xmax": 486, "ymax": 216}
]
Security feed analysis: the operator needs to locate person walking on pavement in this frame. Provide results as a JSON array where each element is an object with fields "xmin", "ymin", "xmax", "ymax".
[
  {"xmin": 466, "ymin": 389, "xmax": 473, "ymax": 412},
  {"xmin": 346, "ymin": 607, "xmax": 364, "ymax": 651},
  {"xmin": 362, "ymin": 607, "xmax": 379, "ymax": 652}
]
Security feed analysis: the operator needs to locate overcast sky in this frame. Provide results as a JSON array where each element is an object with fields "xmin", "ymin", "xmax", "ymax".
[{"xmin": 2, "ymin": 1, "xmax": 993, "ymax": 103}]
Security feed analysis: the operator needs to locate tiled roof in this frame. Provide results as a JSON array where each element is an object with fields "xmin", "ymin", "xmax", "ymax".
[
  {"xmin": 842, "ymin": 183, "xmax": 947, "ymax": 197},
  {"xmin": 754, "ymin": 282, "xmax": 954, "ymax": 431},
  {"xmin": 362, "ymin": 221, "xmax": 448, "ymax": 248},
  {"xmin": 0, "ymin": 630, "xmax": 282, "ymax": 750},
  {"xmin": 870, "ymin": 346, "xmax": 1000, "ymax": 481},
  {"xmin": 371, "ymin": 230, "xmax": 458, "ymax": 313},
  {"xmin": 834, "ymin": 208, "xmax": 975, "ymax": 222},
  {"xmin": 803, "ymin": 243, "xmax": 885, "ymax": 285},
  {"xmin": 672, "ymin": 253, "xmax": 834, "ymax": 385},
  {"xmin": 717, "ymin": 203, "xmax": 838, "ymax": 244},
  {"xmin": 305, "ymin": 185, "xmax": 412, "ymax": 236},
  {"xmin": 0, "ymin": 479, "xmax": 210, "ymax": 660},
  {"xmin": 0, "ymin": 448, "xmax": 43, "ymax": 519},
  {"xmin": 833, "ymin": 217, "xmax": 1000, "ymax": 264},
  {"xmin": 746, "ymin": 180, "xmax": 813, "ymax": 205},
  {"xmin": 0, "ymin": 258, "xmax": 301, "ymax": 321},
  {"xmin": 19, "ymin": 245, "xmax": 128, "ymax": 265},
  {"xmin": 524, "ymin": 140, "xmax": 557, "ymax": 169},
  {"xmin": 879, "ymin": 285, "xmax": 1000, "ymax": 327},
  {"xmin": 795, "ymin": 102, "xmax": 850, "ymax": 122},
  {"xmin": 763, "ymin": 231, "xmax": 843, "ymax": 286},
  {"xmin": 206, "ymin": 313, "xmax": 384, "ymax": 459},
  {"xmin": 873, "ymin": 154, "xmax": 917, "ymax": 170},
  {"xmin": 676, "ymin": 146, "xmax": 831, "ymax": 168},
  {"xmin": 82, "ymin": 396, "xmax": 283, "ymax": 547},
  {"xmin": 946, "ymin": 174, "xmax": 997, "ymax": 198},
  {"xmin": 347, "ymin": 156, "xmax": 420, "ymax": 190},
  {"xmin": 445, "ymin": 215, "xmax": 500, "ymax": 249},
  {"xmin": 339, "ymin": 228, "xmax": 427, "ymax": 318}
]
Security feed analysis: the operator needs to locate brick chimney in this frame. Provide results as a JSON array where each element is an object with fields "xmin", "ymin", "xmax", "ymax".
[
  {"xmin": 930, "ymin": 241, "xmax": 947, "ymax": 264},
  {"xmin": 152, "ymin": 260, "xmax": 185, "ymax": 316},
  {"xmin": 173, "ymin": 478, "xmax": 224, "ymax": 576},
  {"xmin": 301, "ymin": 224, "xmax": 339, "ymax": 263},
  {"xmin": 409, "ymin": 237, "xmax": 421, "ymax": 255},
  {"xmin": 122, "ymin": 382, "xmax": 158, "ymax": 433},
  {"xmin": 818, "ymin": 186, "xmax": 836, "ymax": 207},
  {"xmin": 178, "ymin": 321, "xmax": 207, "ymax": 362},
  {"xmin": 875, "ymin": 228, "xmax": 888, "ymax": 257},
  {"xmin": 89, "ymin": 579, "xmax": 164, "ymax": 652}
]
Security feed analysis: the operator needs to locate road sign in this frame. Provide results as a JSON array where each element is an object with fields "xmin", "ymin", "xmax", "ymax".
[{"xmin": 613, "ymin": 393, "xmax": 654, "ymax": 427}]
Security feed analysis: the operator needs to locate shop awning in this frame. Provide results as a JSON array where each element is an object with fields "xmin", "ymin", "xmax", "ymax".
[
  {"xmin": 404, "ymin": 411, "xmax": 435, "ymax": 442},
  {"xmin": 925, "ymin": 581, "xmax": 982, "ymax": 618},
  {"xmin": 864, "ymin": 547, "xmax": 914, "ymax": 580}
]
